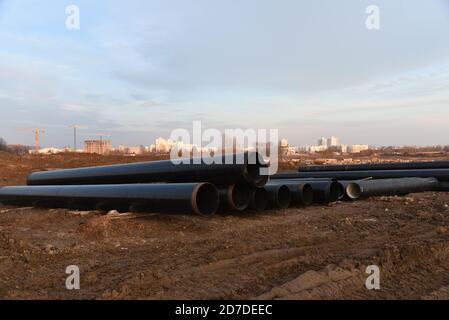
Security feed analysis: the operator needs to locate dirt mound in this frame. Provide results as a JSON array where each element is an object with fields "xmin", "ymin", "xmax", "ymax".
[{"xmin": 0, "ymin": 154, "xmax": 449, "ymax": 299}]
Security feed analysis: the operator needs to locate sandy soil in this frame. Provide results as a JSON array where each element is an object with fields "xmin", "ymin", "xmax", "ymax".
[{"xmin": 1, "ymin": 152, "xmax": 449, "ymax": 300}]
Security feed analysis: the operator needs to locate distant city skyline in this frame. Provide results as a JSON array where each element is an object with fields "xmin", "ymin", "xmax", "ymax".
[{"xmin": 1, "ymin": 1, "xmax": 449, "ymax": 148}]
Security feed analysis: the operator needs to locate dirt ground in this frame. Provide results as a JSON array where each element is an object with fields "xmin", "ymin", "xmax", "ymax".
[{"xmin": 1, "ymin": 152, "xmax": 449, "ymax": 300}]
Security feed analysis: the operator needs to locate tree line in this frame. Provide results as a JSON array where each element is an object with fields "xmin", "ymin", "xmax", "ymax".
[{"xmin": 0, "ymin": 137, "xmax": 32, "ymax": 155}]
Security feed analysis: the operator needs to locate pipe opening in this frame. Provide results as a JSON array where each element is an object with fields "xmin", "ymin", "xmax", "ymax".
[
  {"xmin": 229, "ymin": 184, "xmax": 250, "ymax": 211},
  {"xmin": 328, "ymin": 181, "xmax": 340, "ymax": 202},
  {"xmin": 300, "ymin": 184, "xmax": 314, "ymax": 205},
  {"xmin": 193, "ymin": 183, "xmax": 219, "ymax": 215},
  {"xmin": 245, "ymin": 152, "xmax": 268, "ymax": 186},
  {"xmin": 277, "ymin": 185, "xmax": 291, "ymax": 209},
  {"xmin": 337, "ymin": 182, "xmax": 345, "ymax": 200},
  {"xmin": 346, "ymin": 183, "xmax": 362, "ymax": 200},
  {"xmin": 251, "ymin": 188, "xmax": 268, "ymax": 211}
]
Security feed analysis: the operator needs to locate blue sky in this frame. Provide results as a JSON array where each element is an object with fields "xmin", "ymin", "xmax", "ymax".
[{"xmin": 0, "ymin": 0, "xmax": 449, "ymax": 148}]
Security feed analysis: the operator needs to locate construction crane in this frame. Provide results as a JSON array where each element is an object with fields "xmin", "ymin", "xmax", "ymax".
[
  {"xmin": 69, "ymin": 125, "xmax": 86, "ymax": 151},
  {"xmin": 18, "ymin": 128, "xmax": 45, "ymax": 151},
  {"xmin": 95, "ymin": 133, "xmax": 111, "ymax": 141}
]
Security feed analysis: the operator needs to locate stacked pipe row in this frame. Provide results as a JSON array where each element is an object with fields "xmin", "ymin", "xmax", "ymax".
[
  {"xmin": 270, "ymin": 160, "xmax": 449, "ymax": 200},
  {"xmin": 1, "ymin": 157, "xmax": 447, "ymax": 215},
  {"xmin": 0, "ymin": 152, "xmax": 312, "ymax": 215}
]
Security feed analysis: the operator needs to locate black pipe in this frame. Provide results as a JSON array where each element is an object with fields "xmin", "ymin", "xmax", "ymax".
[
  {"xmin": 307, "ymin": 180, "xmax": 340, "ymax": 203},
  {"xmin": 337, "ymin": 181, "xmax": 363, "ymax": 200},
  {"xmin": 271, "ymin": 175, "xmax": 333, "ymax": 181},
  {"xmin": 265, "ymin": 184, "xmax": 291, "ymax": 209},
  {"xmin": 434, "ymin": 181, "xmax": 449, "ymax": 192},
  {"xmin": 298, "ymin": 160, "xmax": 449, "ymax": 172},
  {"xmin": 26, "ymin": 152, "xmax": 268, "ymax": 187},
  {"xmin": 249, "ymin": 187, "xmax": 269, "ymax": 211},
  {"xmin": 218, "ymin": 184, "xmax": 251, "ymax": 211},
  {"xmin": 268, "ymin": 179, "xmax": 339, "ymax": 204},
  {"xmin": 340, "ymin": 178, "xmax": 438, "ymax": 199},
  {"xmin": 270, "ymin": 169, "xmax": 449, "ymax": 181},
  {"xmin": 336, "ymin": 182, "xmax": 345, "ymax": 200},
  {"xmin": 266, "ymin": 181, "xmax": 313, "ymax": 206},
  {"xmin": 0, "ymin": 183, "xmax": 219, "ymax": 215},
  {"xmin": 274, "ymin": 180, "xmax": 338, "ymax": 203}
]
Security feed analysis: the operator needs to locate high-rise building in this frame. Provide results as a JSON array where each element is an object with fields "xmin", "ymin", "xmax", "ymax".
[
  {"xmin": 348, "ymin": 144, "xmax": 369, "ymax": 153},
  {"xmin": 327, "ymin": 136, "xmax": 339, "ymax": 147},
  {"xmin": 84, "ymin": 140, "xmax": 112, "ymax": 155},
  {"xmin": 318, "ymin": 137, "xmax": 327, "ymax": 147}
]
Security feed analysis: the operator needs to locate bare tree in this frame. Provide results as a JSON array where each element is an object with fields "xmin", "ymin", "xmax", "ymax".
[
  {"xmin": 0, "ymin": 137, "xmax": 7, "ymax": 152},
  {"xmin": 7, "ymin": 144, "xmax": 32, "ymax": 156}
]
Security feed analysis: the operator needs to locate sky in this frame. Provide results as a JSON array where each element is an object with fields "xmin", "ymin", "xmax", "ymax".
[{"xmin": 0, "ymin": 0, "xmax": 449, "ymax": 148}]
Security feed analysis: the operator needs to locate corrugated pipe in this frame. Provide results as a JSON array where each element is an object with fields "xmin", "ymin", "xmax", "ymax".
[
  {"xmin": 26, "ymin": 152, "xmax": 268, "ymax": 187},
  {"xmin": 0, "ymin": 183, "xmax": 220, "ymax": 215}
]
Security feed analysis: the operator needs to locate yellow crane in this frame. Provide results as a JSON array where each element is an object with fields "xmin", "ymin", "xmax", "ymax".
[{"xmin": 18, "ymin": 128, "xmax": 45, "ymax": 151}]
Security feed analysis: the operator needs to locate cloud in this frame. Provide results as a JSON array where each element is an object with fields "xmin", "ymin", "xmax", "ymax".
[{"xmin": 1, "ymin": 0, "xmax": 449, "ymax": 147}]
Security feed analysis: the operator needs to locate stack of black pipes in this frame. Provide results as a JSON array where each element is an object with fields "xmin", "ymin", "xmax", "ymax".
[
  {"xmin": 0, "ymin": 152, "xmax": 315, "ymax": 215},
  {"xmin": 2, "ymin": 155, "xmax": 446, "ymax": 215},
  {"xmin": 270, "ymin": 160, "xmax": 449, "ymax": 201}
]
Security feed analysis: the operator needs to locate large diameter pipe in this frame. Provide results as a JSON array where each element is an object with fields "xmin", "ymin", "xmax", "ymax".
[
  {"xmin": 338, "ymin": 181, "xmax": 364, "ymax": 200},
  {"xmin": 0, "ymin": 183, "xmax": 219, "ymax": 215},
  {"xmin": 342, "ymin": 178, "xmax": 438, "ymax": 199},
  {"xmin": 270, "ymin": 175, "xmax": 334, "ymax": 181},
  {"xmin": 265, "ymin": 184, "xmax": 291, "ymax": 209},
  {"xmin": 27, "ymin": 152, "xmax": 268, "ymax": 187},
  {"xmin": 218, "ymin": 184, "xmax": 251, "ymax": 211},
  {"xmin": 270, "ymin": 169, "xmax": 449, "ymax": 181},
  {"xmin": 307, "ymin": 180, "xmax": 340, "ymax": 203},
  {"xmin": 269, "ymin": 179, "xmax": 339, "ymax": 204},
  {"xmin": 249, "ymin": 187, "xmax": 269, "ymax": 211},
  {"xmin": 298, "ymin": 160, "xmax": 449, "ymax": 172},
  {"xmin": 266, "ymin": 181, "xmax": 313, "ymax": 206}
]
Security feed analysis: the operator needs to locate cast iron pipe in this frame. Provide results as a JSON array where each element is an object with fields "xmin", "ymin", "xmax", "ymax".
[
  {"xmin": 271, "ymin": 175, "xmax": 334, "ymax": 181},
  {"xmin": 337, "ymin": 181, "xmax": 364, "ymax": 200},
  {"xmin": 249, "ymin": 187, "xmax": 269, "ymax": 211},
  {"xmin": 218, "ymin": 184, "xmax": 251, "ymax": 211},
  {"xmin": 265, "ymin": 184, "xmax": 291, "ymax": 209},
  {"xmin": 270, "ymin": 169, "xmax": 449, "ymax": 181},
  {"xmin": 266, "ymin": 181, "xmax": 313, "ymax": 206},
  {"xmin": 307, "ymin": 180, "xmax": 340, "ymax": 204},
  {"xmin": 26, "ymin": 152, "xmax": 268, "ymax": 187},
  {"xmin": 340, "ymin": 178, "xmax": 438, "ymax": 199},
  {"xmin": 269, "ymin": 178, "xmax": 339, "ymax": 204},
  {"xmin": 0, "ymin": 183, "xmax": 219, "ymax": 215},
  {"xmin": 298, "ymin": 160, "xmax": 449, "ymax": 172}
]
